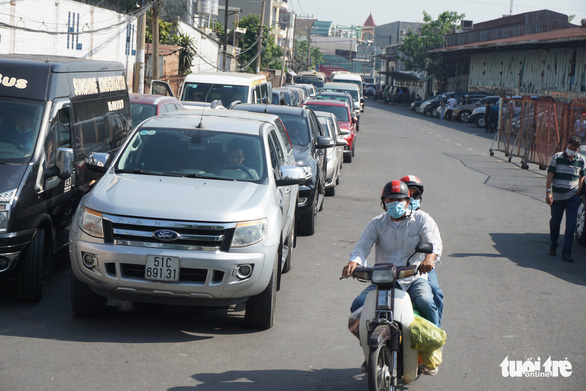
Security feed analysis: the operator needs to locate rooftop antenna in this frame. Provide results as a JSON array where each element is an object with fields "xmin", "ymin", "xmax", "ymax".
[
  {"xmin": 197, "ymin": 84, "xmax": 215, "ymax": 129},
  {"xmin": 509, "ymin": 0, "xmax": 513, "ymax": 15}
]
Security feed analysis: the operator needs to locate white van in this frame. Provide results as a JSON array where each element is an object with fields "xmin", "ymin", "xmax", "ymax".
[
  {"xmin": 179, "ymin": 72, "xmax": 270, "ymax": 107},
  {"xmin": 331, "ymin": 72, "xmax": 365, "ymax": 111}
]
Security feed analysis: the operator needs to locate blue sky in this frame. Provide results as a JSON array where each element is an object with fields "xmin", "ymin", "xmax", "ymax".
[{"xmin": 292, "ymin": 0, "xmax": 584, "ymax": 27}]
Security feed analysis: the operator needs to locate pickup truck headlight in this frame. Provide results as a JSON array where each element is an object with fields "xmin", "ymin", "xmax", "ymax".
[
  {"xmin": 79, "ymin": 207, "xmax": 104, "ymax": 238},
  {"xmin": 0, "ymin": 210, "xmax": 7, "ymax": 230},
  {"xmin": 232, "ymin": 218, "xmax": 268, "ymax": 247}
]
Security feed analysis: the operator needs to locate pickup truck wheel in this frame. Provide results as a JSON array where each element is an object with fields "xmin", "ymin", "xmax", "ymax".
[
  {"xmin": 71, "ymin": 273, "xmax": 107, "ymax": 317},
  {"xmin": 245, "ymin": 258, "xmax": 277, "ymax": 329},
  {"xmin": 18, "ymin": 228, "xmax": 45, "ymax": 302},
  {"xmin": 344, "ymin": 153, "xmax": 352, "ymax": 163},
  {"xmin": 576, "ymin": 194, "xmax": 586, "ymax": 245},
  {"xmin": 458, "ymin": 110, "xmax": 471, "ymax": 122},
  {"xmin": 325, "ymin": 186, "xmax": 335, "ymax": 196}
]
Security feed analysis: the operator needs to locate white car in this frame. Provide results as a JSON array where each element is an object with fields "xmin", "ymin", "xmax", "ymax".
[
  {"xmin": 315, "ymin": 111, "xmax": 347, "ymax": 196},
  {"xmin": 69, "ymin": 110, "xmax": 305, "ymax": 329}
]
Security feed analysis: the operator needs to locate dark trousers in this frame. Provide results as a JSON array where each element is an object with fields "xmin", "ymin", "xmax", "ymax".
[{"xmin": 550, "ymin": 194, "xmax": 580, "ymax": 256}]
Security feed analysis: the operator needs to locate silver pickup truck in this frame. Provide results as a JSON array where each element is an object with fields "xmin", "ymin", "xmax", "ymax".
[{"xmin": 68, "ymin": 110, "xmax": 305, "ymax": 329}]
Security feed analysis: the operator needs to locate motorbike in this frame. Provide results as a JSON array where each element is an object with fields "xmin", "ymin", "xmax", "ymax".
[{"xmin": 352, "ymin": 242, "xmax": 434, "ymax": 391}]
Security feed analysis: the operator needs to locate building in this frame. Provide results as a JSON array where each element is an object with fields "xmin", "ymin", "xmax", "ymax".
[{"xmin": 434, "ymin": 10, "xmax": 584, "ymax": 100}]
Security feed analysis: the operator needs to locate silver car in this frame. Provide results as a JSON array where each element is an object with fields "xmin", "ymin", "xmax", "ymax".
[
  {"xmin": 69, "ymin": 111, "xmax": 305, "ymax": 329},
  {"xmin": 315, "ymin": 111, "xmax": 346, "ymax": 196}
]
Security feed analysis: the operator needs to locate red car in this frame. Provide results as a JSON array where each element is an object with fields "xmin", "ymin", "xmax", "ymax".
[
  {"xmin": 304, "ymin": 99, "xmax": 356, "ymax": 162},
  {"xmin": 129, "ymin": 93, "xmax": 184, "ymax": 128}
]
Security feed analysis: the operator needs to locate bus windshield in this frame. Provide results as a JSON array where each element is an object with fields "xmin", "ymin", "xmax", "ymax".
[
  {"xmin": 0, "ymin": 98, "xmax": 44, "ymax": 163},
  {"xmin": 181, "ymin": 83, "xmax": 249, "ymax": 106}
]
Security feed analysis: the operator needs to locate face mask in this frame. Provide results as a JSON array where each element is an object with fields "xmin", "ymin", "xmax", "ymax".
[
  {"xmin": 410, "ymin": 198, "xmax": 421, "ymax": 211},
  {"xmin": 386, "ymin": 201, "xmax": 407, "ymax": 219},
  {"xmin": 566, "ymin": 149, "xmax": 577, "ymax": 157}
]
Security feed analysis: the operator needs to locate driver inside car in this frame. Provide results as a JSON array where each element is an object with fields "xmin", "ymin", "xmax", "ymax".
[{"xmin": 216, "ymin": 139, "xmax": 259, "ymax": 180}]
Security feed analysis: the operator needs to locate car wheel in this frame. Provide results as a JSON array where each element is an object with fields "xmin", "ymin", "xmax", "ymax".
[
  {"xmin": 352, "ymin": 145, "xmax": 355, "ymax": 157},
  {"xmin": 336, "ymin": 166, "xmax": 341, "ymax": 185},
  {"xmin": 245, "ymin": 257, "xmax": 277, "ymax": 329},
  {"xmin": 576, "ymin": 194, "xmax": 586, "ymax": 245},
  {"xmin": 458, "ymin": 110, "xmax": 471, "ymax": 122},
  {"xmin": 298, "ymin": 196, "xmax": 317, "ymax": 236},
  {"xmin": 424, "ymin": 107, "xmax": 433, "ymax": 116},
  {"xmin": 476, "ymin": 116, "xmax": 486, "ymax": 128},
  {"xmin": 18, "ymin": 228, "xmax": 46, "ymax": 302},
  {"xmin": 71, "ymin": 273, "xmax": 107, "ymax": 317},
  {"xmin": 282, "ymin": 222, "xmax": 294, "ymax": 273},
  {"xmin": 344, "ymin": 154, "xmax": 352, "ymax": 163},
  {"xmin": 433, "ymin": 108, "xmax": 440, "ymax": 118},
  {"xmin": 325, "ymin": 186, "xmax": 335, "ymax": 196}
]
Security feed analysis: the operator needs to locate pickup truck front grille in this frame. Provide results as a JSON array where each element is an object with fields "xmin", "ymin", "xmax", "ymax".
[{"xmin": 102, "ymin": 214, "xmax": 236, "ymax": 252}]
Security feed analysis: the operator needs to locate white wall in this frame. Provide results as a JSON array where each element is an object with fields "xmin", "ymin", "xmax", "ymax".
[
  {"xmin": 0, "ymin": 0, "xmax": 137, "ymax": 75},
  {"xmin": 177, "ymin": 21, "xmax": 220, "ymax": 73}
]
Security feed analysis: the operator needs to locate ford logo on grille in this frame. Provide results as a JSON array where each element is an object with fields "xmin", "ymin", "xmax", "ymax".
[{"xmin": 153, "ymin": 230, "xmax": 180, "ymax": 241}]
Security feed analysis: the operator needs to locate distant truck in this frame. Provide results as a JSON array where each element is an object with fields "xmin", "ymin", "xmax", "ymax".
[
  {"xmin": 0, "ymin": 55, "xmax": 132, "ymax": 301},
  {"xmin": 295, "ymin": 70, "xmax": 326, "ymax": 90}
]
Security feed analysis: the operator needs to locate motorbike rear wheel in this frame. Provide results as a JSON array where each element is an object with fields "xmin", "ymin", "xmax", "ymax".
[{"xmin": 368, "ymin": 341, "xmax": 397, "ymax": 391}]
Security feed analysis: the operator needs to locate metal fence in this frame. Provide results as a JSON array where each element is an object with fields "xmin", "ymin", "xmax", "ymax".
[{"xmin": 490, "ymin": 97, "xmax": 586, "ymax": 169}]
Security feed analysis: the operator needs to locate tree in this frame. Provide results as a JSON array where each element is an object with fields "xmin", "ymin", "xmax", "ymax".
[
  {"xmin": 398, "ymin": 11, "xmax": 465, "ymax": 87},
  {"xmin": 291, "ymin": 39, "xmax": 323, "ymax": 73},
  {"xmin": 237, "ymin": 15, "xmax": 283, "ymax": 73}
]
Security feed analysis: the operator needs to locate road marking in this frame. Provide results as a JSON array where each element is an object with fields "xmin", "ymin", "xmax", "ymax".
[
  {"xmin": 467, "ymin": 148, "xmax": 474, "ymax": 151},
  {"xmin": 444, "ymin": 138, "xmax": 451, "ymax": 141},
  {"xmin": 456, "ymin": 143, "xmax": 462, "ymax": 146}
]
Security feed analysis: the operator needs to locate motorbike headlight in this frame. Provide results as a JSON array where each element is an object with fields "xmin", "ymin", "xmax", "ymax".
[
  {"xmin": 232, "ymin": 218, "xmax": 268, "ymax": 247},
  {"xmin": 371, "ymin": 269, "xmax": 395, "ymax": 284},
  {"xmin": 79, "ymin": 207, "xmax": 104, "ymax": 238}
]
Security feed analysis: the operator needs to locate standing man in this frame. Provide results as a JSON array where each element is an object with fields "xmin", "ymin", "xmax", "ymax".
[
  {"xmin": 575, "ymin": 112, "xmax": 586, "ymax": 142},
  {"xmin": 546, "ymin": 136, "xmax": 585, "ymax": 262},
  {"xmin": 445, "ymin": 95, "xmax": 456, "ymax": 121},
  {"xmin": 484, "ymin": 101, "xmax": 493, "ymax": 132}
]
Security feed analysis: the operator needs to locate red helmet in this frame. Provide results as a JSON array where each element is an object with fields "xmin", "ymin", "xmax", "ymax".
[
  {"xmin": 381, "ymin": 180, "xmax": 410, "ymax": 201},
  {"xmin": 400, "ymin": 175, "xmax": 424, "ymax": 196}
]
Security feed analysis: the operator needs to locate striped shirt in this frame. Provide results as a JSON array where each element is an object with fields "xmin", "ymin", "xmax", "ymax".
[{"xmin": 547, "ymin": 151, "xmax": 586, "ymax": 201}]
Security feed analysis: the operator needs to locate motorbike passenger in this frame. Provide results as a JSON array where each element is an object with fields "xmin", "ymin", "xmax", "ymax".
[
  {"xmin": 341, "ymin": 180, "xmax": 443, "ymax": 326},
  {"xmin": 400, "ymin": 175, "xmax": 445, "ymax": 327}
]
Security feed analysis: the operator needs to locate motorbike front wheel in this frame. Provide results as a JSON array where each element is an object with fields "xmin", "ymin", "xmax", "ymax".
[{"xmin": 368, "ymin": 341, "xmax": 397, "ymax": 391}]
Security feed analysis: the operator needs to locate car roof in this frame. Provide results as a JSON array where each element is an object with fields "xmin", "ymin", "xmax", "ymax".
[
  {"xmin": 323, "ymin": 82, "xmax": 360, "ymax": 91},
  {"xmin": 315, "ymin": 91, "xmax": 351, "ymax": 97},
  {"xmin": 130, "ymin": 93, "xmax": 181, "ymax": 105},
  {"xmin": 305, "ymin": 99, "xmax": 348, "ymax": 107},
  {"xmin": 232, "ymin": 103, "xmax": 308, "ymax": 117},
  {"xmin": 139, "ymin": 111, "xmax": 266, "ymax": 136}
]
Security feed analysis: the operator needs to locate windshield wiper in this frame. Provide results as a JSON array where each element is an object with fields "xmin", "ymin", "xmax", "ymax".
[
  {"xmin": 183, "ymin": 173, "xmax": 234, "ymax": 181},
  {"xmin": 115, "ymin": 168, "xmax": 158, "ymax": 175}
]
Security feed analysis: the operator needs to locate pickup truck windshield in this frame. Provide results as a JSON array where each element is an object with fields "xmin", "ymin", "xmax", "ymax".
[
  {"xmin": 115, "ymin": 128, "xmax": 266, "ymax": 182},
  {"xmin": 181, "ymin": 83, "xmax": 248, "ymax": 106},
  {"xmin": 0, "ymin": 98, "xmax": 44, "ymax": 164}
]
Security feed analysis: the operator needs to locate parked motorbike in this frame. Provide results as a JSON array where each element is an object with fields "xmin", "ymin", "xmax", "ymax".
[{"xmin": 352, "ymin": 242, "xmax": 434, "ymax": 391}]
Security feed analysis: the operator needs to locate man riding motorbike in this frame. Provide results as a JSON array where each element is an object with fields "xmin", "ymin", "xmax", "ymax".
[{"xmin": 341, "ymin": 180, "xmax": 443, "ymax": 374}]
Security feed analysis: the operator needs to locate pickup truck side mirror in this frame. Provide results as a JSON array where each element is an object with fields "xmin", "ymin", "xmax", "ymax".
[
  {"xmin": 276, "ymin": 166, "xmax": 306, "ymax": 186},
  {"xmin": 86, "ymin": 152, "xmax": 111, "ymax": 173}
]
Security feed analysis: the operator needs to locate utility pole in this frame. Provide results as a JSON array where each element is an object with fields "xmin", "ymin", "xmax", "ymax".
[
  {"xmin": 255, "ymin": 0, "xmax": 267, "ymax": 74},
  {"xmin": 306, "ymin": 26, "xmax": 311, "ymax": 70},
  {"xmin": 134, "ymin": 5, "xmax": 146, "ymax": 93},
  {"xmin": 152, "ymin": 0, "xmax": 160, "ymax": 83},
  {"xmin": 223, "ymin": 0, "xmax": 229, "ymax": 71}
]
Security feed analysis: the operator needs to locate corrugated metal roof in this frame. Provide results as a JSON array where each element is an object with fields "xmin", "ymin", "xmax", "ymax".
[{"xmin": 435, "ymin": 27, "xmax": 586, "ymax": 53}]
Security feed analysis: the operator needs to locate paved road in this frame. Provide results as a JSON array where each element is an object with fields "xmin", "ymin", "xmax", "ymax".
[{"xmin": 1, "ymin": 100, "xmax": 585, "ymax": 391}]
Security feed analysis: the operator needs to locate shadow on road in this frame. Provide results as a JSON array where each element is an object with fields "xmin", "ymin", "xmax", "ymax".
[
  {"xmin": 0, "ymin": 262, "xmax": 262, "ymax": 343},
  {"xmin": 451, "ymin": 232, "xmax": 585, "ymax": 286},
  {"xmin": 169, "ymin": 368, "xmax": 365, "ymax": 391}
]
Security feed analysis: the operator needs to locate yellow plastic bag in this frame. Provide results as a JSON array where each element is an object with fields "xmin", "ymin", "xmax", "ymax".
[
  {"xmin": 410, "ymin": 314, "xmax": 447, "ymax": 352},
  {"xmin": 420, "ymin": 348, "xmax": 443, "ymax": 369}
]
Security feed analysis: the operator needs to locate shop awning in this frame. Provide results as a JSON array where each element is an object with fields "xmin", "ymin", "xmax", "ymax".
[
  {"xmin": 379, "ymin": 71, "xmax": 434, "ymax": 83},
  {"xmin": 287, "ymin": 70, "xmax": 297, "ymax": 76}
]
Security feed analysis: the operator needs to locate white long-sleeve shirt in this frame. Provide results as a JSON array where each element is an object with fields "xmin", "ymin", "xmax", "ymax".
[{"xmin": 349, "ymin": 209, "xmax": 443, "ymax": 289}]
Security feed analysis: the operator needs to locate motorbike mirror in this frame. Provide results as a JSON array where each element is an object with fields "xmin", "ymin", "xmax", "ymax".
[{"xmin": 415, "ymin": 242, "xmax": 433, "ymax": 254}]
